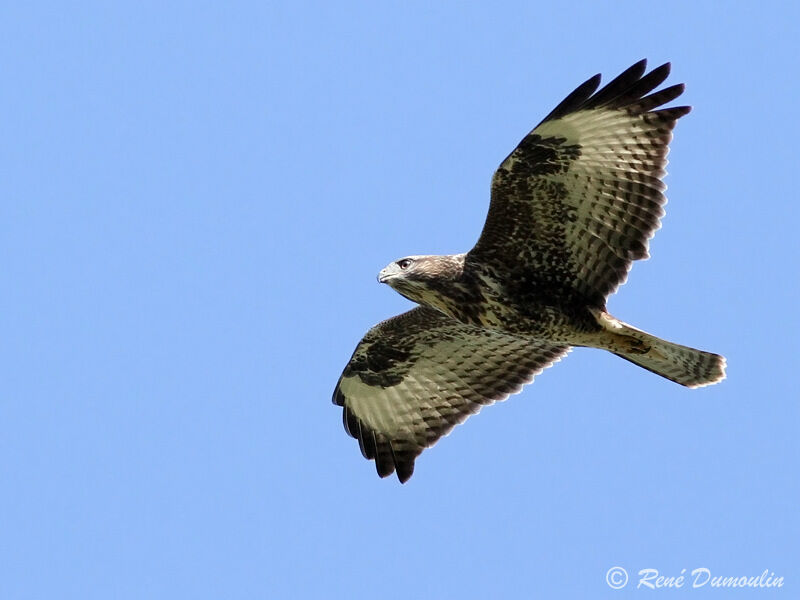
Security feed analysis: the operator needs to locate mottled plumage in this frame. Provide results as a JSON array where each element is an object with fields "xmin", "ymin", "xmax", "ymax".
[
  {"xmin": 334, "ymin": 60, "xmax": 726, "ymax": 482},
  {"xmin": 334, "ymin": 307, "xmax": 569, "ymax": 483}
]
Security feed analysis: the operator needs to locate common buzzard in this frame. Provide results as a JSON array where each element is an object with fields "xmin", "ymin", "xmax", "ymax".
[{"xmin": 333, "ymin": 60, "xmax": 726, "ymax": 483}]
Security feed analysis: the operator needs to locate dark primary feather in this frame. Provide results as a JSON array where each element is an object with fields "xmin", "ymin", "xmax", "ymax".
[
  {"xmin": 333, "ymin": 307, "xmax": 568, "ymax": 483},
  {"xmin": 470, "ymin": 60, "xmax": 690, "ymax": 306},
  {"xmin": 539, "ymin": 73, "xmax": 602, "ymax": 123}
]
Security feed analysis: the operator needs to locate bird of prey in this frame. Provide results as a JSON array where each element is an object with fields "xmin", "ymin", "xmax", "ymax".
[{"xmin": 333, "ymin": 60, "xmax": 726, "ymax": 483}]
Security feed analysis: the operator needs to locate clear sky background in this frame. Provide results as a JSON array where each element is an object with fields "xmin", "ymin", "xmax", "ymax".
[{"xmin": 2, "ymin": 2, "xmax": 798, "ymax": 599}]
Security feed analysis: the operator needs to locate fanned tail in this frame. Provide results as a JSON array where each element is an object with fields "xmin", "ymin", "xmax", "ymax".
[{"xmin": 604, "ymin": 316, "xmax": 726, "ymax": 388}]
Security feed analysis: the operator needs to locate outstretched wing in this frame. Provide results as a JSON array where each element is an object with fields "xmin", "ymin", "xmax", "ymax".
[
  {"xmin": 469, "ymin": 60, "xmax": 690, "ymax": 306},
  {"xmin": 332, "ymin": 307, "xmax": 568, "ymax": 482}
]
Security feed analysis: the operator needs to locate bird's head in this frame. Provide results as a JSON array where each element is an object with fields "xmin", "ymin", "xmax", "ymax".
[{"xmin": 377, "ymin": 254, "xmax": 464, "ymax": 307}]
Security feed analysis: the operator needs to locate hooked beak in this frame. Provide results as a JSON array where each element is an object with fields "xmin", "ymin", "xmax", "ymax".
[{"xmin": 378, "ymin": 265, "xmax": 398, "ymax": 284}]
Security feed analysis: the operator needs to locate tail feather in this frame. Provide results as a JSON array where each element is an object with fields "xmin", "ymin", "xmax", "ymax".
[{"xmin": 607, "ymin": 319, "xmax": 726, "ymax": 388}]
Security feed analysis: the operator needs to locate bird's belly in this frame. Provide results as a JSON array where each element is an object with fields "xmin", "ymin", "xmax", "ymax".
[
  {"xmin": 468, "ymin": 270, "xmax": 601, "ymax": 341},
  {"xmin": 469, "ymin": 291, "xmax": 602, "ymax": 343}
]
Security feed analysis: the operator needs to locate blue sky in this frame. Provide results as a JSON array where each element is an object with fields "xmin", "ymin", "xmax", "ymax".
[{"xmin": 2, "ymin": 2, "xmax": 798, "ymax": 598}]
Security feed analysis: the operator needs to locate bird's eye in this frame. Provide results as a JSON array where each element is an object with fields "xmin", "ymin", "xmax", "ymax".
[{"xmin": 398, "ymin": 259, "xmax": 412, "ymax": 270}]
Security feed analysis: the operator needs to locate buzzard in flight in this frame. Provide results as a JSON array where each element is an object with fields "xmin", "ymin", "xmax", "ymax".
[{"xmin": 333, "ymin": 60, "xmax": 726, "ymax": 483}]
